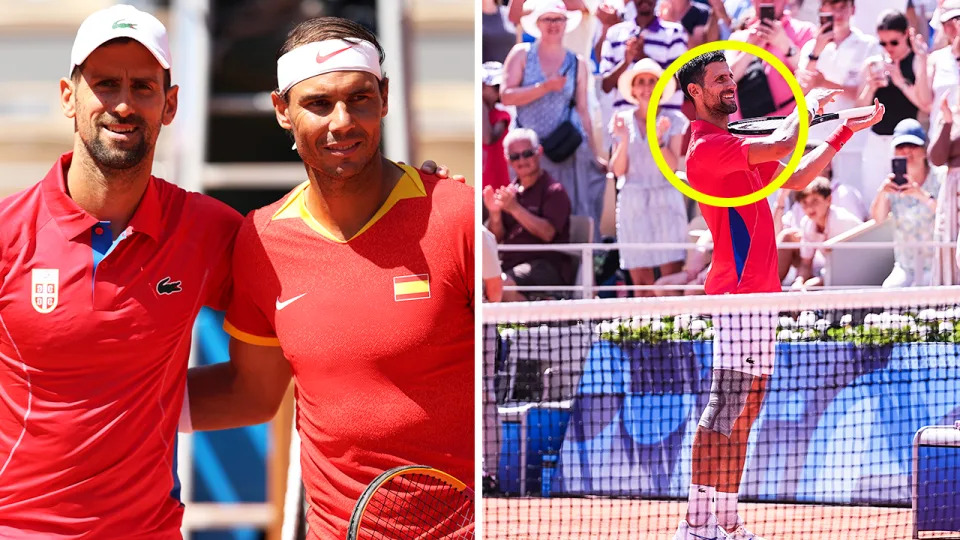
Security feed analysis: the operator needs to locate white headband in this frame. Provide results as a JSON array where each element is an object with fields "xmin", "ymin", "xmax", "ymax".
[{"xmin": 276, "ymin": 38, "xmax": 381, "ymax": 95}]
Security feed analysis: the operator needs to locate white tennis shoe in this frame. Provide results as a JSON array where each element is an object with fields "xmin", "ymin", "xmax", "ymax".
[
  {"xmin": 672, "ymin": 514, "xmax": 732, "ymax": 540},
  {"xmin": 722, "ymin": 518, "xmax": 766, "ymax": 540}
]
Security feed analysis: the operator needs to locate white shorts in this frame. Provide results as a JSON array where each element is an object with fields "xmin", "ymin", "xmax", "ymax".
[{"xmin": 712, "ymin": 310, "xmax": 778, "ymax": 377}]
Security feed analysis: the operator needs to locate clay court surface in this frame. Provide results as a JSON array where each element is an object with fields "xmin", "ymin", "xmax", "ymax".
[{"xmin": 483, "ymin": 498, "xmax": 960, "ymax": 539}]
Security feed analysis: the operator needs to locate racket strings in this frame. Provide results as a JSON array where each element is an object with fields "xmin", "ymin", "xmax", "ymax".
[
  {"xmin": 727, "ymin": 117, "xmax": 785, "ymax": 134},
  {"xmin": 359, "ymin": 472, "xmax": 474, "ymax": 539}
]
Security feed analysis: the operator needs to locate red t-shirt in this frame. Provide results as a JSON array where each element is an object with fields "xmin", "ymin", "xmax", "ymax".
[
  {"xmin": 686, "ymin": 120, "xmax": 782, "ymax": 294},
  {"xmin": 223, "ymin": 164, "xmax": 474, "ymax": 539},
  {"xmin": 0, "ymin": 153, "xmax": 241, "ymax": 538},
  {"xmin": 483, "ymin": 106, "xmax": 512, "ymax": 190}
]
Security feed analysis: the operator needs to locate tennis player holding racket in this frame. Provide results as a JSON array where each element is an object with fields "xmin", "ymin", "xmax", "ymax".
[
  {"xmin": 672, "ymin": 51, "xmax": 883, "ymax": 540},
  {"xmin": 184, "ymin": 17, "xmax": 474, "ymax": 539}
]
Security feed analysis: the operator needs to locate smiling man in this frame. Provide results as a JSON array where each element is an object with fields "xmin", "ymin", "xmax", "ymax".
[
  {"xmin": 185, "ymin": 17, "xmax": 475, "ymax": 539},
  {"xmin": 674, "ymin": 50, "xmax": 883, "ymax": 540},
  {"xmin": 0, "ymin": 5, "xmax": 243, "ymax": 537}
]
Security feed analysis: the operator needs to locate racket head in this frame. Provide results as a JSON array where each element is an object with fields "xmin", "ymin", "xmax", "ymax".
[
  {"xmin": 727, "ymin": 112, "xmax": 841, "ymax": 135},
  {"xmin": 347, "ymin": 465, "xmax": 475, "ymax": 540},
  {"xmin": 727, "ymin": 115, "xmax": 789, "ymax": 135}
]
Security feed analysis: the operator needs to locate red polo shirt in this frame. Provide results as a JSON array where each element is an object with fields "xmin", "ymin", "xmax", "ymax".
[
  {"xmin": 686, "ymin": 120, "xmax": 782, "ymax": 294},
  {"xmin": 0, "ymin": 153, "xmax": 242, "ymax": 538},
  {"xmin": 224, "ymin": 164, "xmax": 474, "ymax": 539}
]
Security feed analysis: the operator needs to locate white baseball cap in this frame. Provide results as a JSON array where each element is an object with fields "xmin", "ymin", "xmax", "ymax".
[{"xmin": 70, "ymin": 4, "xmax": 171, "ymax": 73}]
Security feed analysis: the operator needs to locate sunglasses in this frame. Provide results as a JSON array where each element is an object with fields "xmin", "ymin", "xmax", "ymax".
[
  {"xmin": 879, "ymin": 39, "xmax": 901, "ymax": 47},
  {"xmin": 539, "ymin": 16, "xmax": 568, "ymax": 24},
  {"xmin": 508, "ymin": 149, "xmax": 537, "ymax": 161}
]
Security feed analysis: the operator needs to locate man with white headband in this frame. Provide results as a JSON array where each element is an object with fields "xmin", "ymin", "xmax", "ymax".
[
  {"xmin": 0, "ymin": 4, "xmax": 245, "ymax": 537},
  {"xmin": 185, "ymin": 17, "xmax": 475, "ymax": 538}
]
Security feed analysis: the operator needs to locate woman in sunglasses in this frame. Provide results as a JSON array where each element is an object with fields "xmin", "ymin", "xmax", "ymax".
[{"xmin": 856, "ymin": 9, "xmax": 931, "ymax": 196}]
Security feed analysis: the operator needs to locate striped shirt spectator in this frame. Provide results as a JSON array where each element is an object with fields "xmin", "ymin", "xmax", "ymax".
[{"xmin": 599, "ymin": 15, "xmax": 688, "ymax": 113}]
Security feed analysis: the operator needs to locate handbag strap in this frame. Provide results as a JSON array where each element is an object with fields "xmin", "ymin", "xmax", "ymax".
[{"xmin": 566, "ymin": 53, "xmax": 578, "ymax": 118}]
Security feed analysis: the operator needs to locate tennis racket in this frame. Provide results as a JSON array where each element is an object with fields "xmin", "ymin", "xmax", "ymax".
[
  {"xmin": 728, "ymin": 105, "xmax": 876, "ymax": 135},
  {"xmin": 346, "ymin": 465, "xmax": 475, "ymax": 540}
]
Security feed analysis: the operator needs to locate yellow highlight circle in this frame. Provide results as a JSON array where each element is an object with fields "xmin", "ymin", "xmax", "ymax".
[{"xmin": 645, "ymin": 40, "xmax": 808, "ymax": 207}]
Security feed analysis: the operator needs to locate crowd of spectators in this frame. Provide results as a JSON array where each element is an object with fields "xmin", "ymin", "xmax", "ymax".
[{"xmin": 482, "ymin": 0, "xmax": 960, "ymax": 302}]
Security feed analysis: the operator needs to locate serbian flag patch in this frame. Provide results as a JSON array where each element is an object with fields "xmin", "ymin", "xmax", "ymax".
[{"xmin": 394, "ymin": 274, "xmax": 430, "ymax": 301}]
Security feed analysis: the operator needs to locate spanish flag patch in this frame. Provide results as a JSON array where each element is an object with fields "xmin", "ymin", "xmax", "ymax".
[{"xmin": 394, "ymin": 274, "xmax": 430, "ymax": 301}]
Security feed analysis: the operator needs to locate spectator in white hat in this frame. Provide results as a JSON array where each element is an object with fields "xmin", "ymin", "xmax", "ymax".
[
  {"xmin": 502, "ymin": 0, "xmax": 607, "ymax": 239},
  {"xmin": 608, "ymin": 58, "xmax": 690, "ymax": 296}
]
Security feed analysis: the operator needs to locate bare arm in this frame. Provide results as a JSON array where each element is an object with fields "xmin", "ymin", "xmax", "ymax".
[
  {"xmin": 187, "ymin": 338, "xmax": 293, "ymax": 430},
  {"xmin": 501, "ymin": 45, "xmax": 562, "ymax": 107},
  {"xmin": 746, "ymin": 106, "xmax": 807, "ymax": 166},
  {"xmin": 908, "ymin": 47, "xmax": 932, "ymax": 112},
  {"xmin": 780, "ymin": 140, "xmax": 839, "ymax": 191},
  {"xmin": 602, "ymin": 34, "xmax": 644, "ymax": 93},
  {"xmin": 929, "ymin": 120, "xmax": 954, "ymax": 167},
  {"xmin": 663, "ymin": 132, "xmax": 683, "ymax": 172},
  {"xmin": 704, "ymin": 9, "xmax": 720, "ymax": 44},
  {"xmin": 507, "ymin": 0, "xmax": 524, "ymax": 27},
  {"xmin": 505, "ymin": 204, "xmax": 557, "ymax": 242},
  {"xmin": 484, "ymin": 276, "xmax": 504, "ymax": 302},
  {"xmin": 781, "ymin": 99, "xmax": 885, "ymax": 190},
  {"xmin": 609, "ymin": 121, "xmax": 629, "ymax": 177},
  {"xmin": 870, "ymin": 183, "xmax": 893, "ymax": 223},
  {"xmin": 483, "ymin": 186, "xmax": 507, "ymax": 241}
]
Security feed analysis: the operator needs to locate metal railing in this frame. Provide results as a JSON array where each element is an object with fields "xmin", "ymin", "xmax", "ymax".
[{"xmin": 492, "ymin": 240, "xmax": 958, "ymax": 298}]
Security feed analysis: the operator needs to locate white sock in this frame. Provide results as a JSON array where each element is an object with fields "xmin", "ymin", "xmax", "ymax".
[
  {"xmin": 716, "ymin": 491, "xmax": 739, "ymax": 530},
  {"xmin": 687, "ymin": 484, "xmax": 715, "ymax": 527}
]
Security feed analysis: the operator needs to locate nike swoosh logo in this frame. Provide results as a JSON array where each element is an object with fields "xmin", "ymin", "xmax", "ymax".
[
  {"xmin": 316, "ymin": 45, "xmax": 353, "ymax": 64},
  {"xmin": 689, "ymin": 533, "xmax": 716, "ymax": 540},
  {"xmin": 276, "ymin": 293, "xmax": 307, "ymax": 310}
]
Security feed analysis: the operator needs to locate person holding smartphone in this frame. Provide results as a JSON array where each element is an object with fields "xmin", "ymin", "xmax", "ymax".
[
  {"xmin": 856, "ymin": 10, "xmax": 931, "ymax": 196},
  {"xmin": 797, "ymin": 0, "xmax": 883, "ymax": 197},
  {"xmin": 869, "ymin": 118, "xmax": 944, "ymax": 287},
  {"xmin": 727, "ymin": 1, "xmax": 816, "ymax": 120}
]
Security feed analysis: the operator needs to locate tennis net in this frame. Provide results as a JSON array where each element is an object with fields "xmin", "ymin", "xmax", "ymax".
[{"xmin": 481, "ymin": 287, "xmax": 960, "ymax": 539}]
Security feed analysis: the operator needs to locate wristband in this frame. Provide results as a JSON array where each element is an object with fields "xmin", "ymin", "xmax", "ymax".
[
  {"xmin": 808, "ymin": 53, "xmax": 820, "ymax": 61},
  {"xmin": 826, "ymin": 125, "xmax": 853, "ymax": 152}
]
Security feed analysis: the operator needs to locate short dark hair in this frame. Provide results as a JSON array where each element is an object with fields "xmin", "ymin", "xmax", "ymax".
[
  {"xmin": 877, "ymin": 10, "xmax": 908, "ymax": 33},
  {"xmin": 70, "ymin": 37, "xmax": 171, "ymax": 90},
  {"xmin": 277, "ymin": 16, "xmax": 386, "ymax": 98},
  {"xmin": 822, "ymin": 0, "xmax": 854, "ymax": 8},
  {"xmin": 798, "ymin": 177, "xmax": 833, "ymax": 200},
  {"xmin": 676, "ymin": 51, "xmax": 727, "ymax": 101}
]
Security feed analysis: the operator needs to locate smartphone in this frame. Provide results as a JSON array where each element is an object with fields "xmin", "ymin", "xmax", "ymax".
[
  {"xmin": 892, "ymin": 157, "xmax": 908, "ymax": 186},
  {"xmin": 819, "ymin": 12, "xmax": 834, "ymax": 31},
  {"xmin": 759, "ymin": 4, "xmax": 776, "ymax": 23}
]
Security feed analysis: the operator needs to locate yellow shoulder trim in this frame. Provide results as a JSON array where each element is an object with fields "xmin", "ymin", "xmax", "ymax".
[
  {"xmin": 271, "ymin": 181, "xmax": 311, "ymax": 221},
  {"xmin": 223, "ymin": 319, "xmax": 281, "ymax": 347},
  {"xmin": 292, "ymin": 161, "xmax": 428, "ymax": 243}
]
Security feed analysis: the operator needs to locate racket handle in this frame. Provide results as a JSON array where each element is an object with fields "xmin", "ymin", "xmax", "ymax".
[{"xmin": 836, "ymin": 106, "xmax": 876, "ymax": 120}]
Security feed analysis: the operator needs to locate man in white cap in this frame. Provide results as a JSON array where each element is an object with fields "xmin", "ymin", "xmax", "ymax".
[
  {"xmin": 0, "ymin": 4, "xmax": 244, "ymax": 537},
  {"xmin": 185, "ymin": 16, "xmax": 474, "ymax": 539}
]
